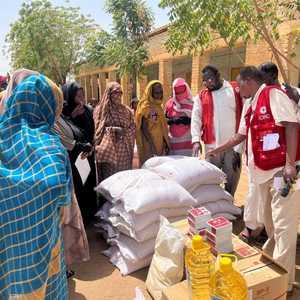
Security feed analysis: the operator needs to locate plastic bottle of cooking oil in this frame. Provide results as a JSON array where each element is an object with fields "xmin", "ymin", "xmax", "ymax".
[
  {"xmin": 209, "ymin": 255, "xmax": 248, "ymax": 300},
  {"xmin": 185, "ymin": 234, "xmax": 215, "ymax": 300}
]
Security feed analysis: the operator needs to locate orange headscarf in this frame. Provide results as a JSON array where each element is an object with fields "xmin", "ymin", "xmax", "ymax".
[{"xmin": 135, "ymin": 80, "xmax": 169, "ymax": 165}]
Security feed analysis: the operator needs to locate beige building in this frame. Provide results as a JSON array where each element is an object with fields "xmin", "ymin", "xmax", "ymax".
[{"xmin": 76, "ymin": 20, "xmax": 300, "ymax": 106}]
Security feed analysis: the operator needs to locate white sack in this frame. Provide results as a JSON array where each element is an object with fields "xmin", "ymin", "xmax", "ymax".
[
  {"xmin": 110, "ymin": 205, "xmax": 190, "ymax": 232},
  {"xmin": 114, "ymin": 178, "xmax": 197, "ymax": 214},
  {"xmin": 203, "ymin": 199, "xmax": 242, "ymax": 216},
  {"xmin": 146, "ymin": 216, "xmax": 185, "ymax": 300},
  {"xmin": 94, "ymin": 221, "xmax": 119, "ymax": 240},
  {"xmin": 151, "ymin": 158, "xmax": 226, "ymax": 192},
  {"xmin": 103, "ymin": 246, "xmax": 152, "ymax": 276},
  {"xmin": 112, "ymin": 215, "xmax": 187, "ymax": 242},
  {"xmin": 95, "ymin": 201, "xmax": 113, "ymax": 220},
  {"xmin": 108, "ymin": 234, "xmax": 155, "ymax": 263},
  {"xmin": 142, "ymin": 155, "xmax": 187, "ymax": 169},
  {"xmin": 95, "ymin": 169, "xmax": 162, "ymax": 202},
  {"xmin": 191, "ymin": 185, "xmax": 233, "ymax": 205}
]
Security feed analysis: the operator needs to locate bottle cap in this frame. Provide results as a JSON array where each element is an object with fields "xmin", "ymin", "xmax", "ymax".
[
  {"xmin": 220, "ymin": 257, "xmax": 233, "ymax": 272},
  {"xmin": 192, "ymin": 234, "xmax": 203, "ymax": 251}
]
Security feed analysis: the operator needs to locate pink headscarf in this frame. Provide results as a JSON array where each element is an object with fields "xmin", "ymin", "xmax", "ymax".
[
  {"xmin": 165, "ymin": 78, "xmax": 193, "ymax": 138},
  {"xmin": 171, "ymin": 78, "xmax": 193, "ymax": 117}
]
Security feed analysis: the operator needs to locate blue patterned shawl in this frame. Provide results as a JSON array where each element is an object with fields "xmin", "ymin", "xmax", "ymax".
[{"xmin": 0, "ymin": 75, "xmax": 72, "ymax": 299}]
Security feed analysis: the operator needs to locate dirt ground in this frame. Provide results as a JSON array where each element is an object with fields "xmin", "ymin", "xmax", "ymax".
[{"xmin": 68, "ymin": 166, "xmax": 300, "ymax": 300}]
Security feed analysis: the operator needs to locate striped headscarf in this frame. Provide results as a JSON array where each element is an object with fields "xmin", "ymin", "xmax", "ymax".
[
  {"xmin": 171, "ymin": 78, "xmax": 193, "ymax": 117},
  {"xmin": 94, "ymin": 81, "xmax": 123, "ymax": 144},
  {"xmin": 0, "ymin": 74, "xmax": 72, "ymax": 299}
]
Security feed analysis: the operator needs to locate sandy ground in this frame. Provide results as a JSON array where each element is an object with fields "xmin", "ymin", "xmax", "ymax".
[{"xmin": 68, "ymin": 165, "xmax": 300, "ymax": 300}]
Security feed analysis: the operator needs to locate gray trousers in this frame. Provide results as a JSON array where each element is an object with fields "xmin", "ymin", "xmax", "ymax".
[{"xmin": 207, "ymin": 149, "xmax": 241, "ymax": 196}]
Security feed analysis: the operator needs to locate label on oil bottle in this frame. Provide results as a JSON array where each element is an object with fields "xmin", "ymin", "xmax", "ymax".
[{"xmin": 211, "ymin": 297, "xmax": 221, "ymax": 300}]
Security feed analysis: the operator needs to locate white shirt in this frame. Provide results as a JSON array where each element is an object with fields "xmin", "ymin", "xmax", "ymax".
[
  {"xmin": 191, "ymin": 80, "xmax": 241, "ymax": 152},
  {"xmin": 238, "ymin": 84, "xmax": 299, "ymax": 184}
]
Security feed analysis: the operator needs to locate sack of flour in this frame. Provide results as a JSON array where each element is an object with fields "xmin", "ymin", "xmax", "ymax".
[{"xmin": 151, "ymin": 158, "xmax": 226, "ymax": 192}]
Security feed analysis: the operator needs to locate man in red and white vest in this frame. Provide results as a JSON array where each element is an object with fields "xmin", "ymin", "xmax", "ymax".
[
  {"xmin": 207, "ymin": 66, "xmax": 300, "ymax": 293},
  {"xmin": 191, "ymin": 65, "xmax": 243, "ymax": 196}
]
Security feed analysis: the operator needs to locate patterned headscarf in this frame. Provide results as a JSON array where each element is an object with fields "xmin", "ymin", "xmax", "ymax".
[
  {"xmin": 1, "ymin": 69, "xmax": 63, "ymax": 119},
  {"xmin": 0, "ymin": 69, "xmax": 40, "ymax": 116},
  {"xmin": 171, "ymin": 78, "xmax": 193, "ymax": 117},
  {"xmin": 94, "ymin": 81, "xmax": 123, "ymax": 144},
  {"xmin": 0, "ymin": 74, "xmax": 71, "ymax": 298},
  {"xmin": 4, "ymin": 69, "xmax": 39, "ymax": 100}
]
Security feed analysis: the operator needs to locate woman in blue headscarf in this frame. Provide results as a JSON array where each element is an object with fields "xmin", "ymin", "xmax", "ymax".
[{"xmin": 0, "ymin": 71, "xmax": 72, "ymax": 299}]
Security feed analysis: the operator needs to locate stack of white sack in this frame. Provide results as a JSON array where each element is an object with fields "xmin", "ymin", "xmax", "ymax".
[
  {"xmin": 95, "ymin": 169, "xmax": 197, "ymax": 275},
  {"xmin": 95, "ymin": 157, "xmax": 241, "ymax": 275},
  {"xmin": 144, "ymin": 156, "xmax": 242, "ymax": 220}
]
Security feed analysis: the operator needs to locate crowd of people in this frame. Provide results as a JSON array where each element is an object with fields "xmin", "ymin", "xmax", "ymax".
[{"xmin": 0, "ymin": 61, "xmax": 300, "ymax": 298}]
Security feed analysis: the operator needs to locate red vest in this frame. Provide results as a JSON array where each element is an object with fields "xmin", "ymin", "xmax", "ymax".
[
  {"xmin": 245, "ymin": 85, "xmax": 300, "ymax": 170},
  {"xmin": 199, "ymin": 81, "xmax": 243, "ymax": 144}
]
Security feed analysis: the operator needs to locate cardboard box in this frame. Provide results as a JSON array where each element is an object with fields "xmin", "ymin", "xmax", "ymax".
[
  {"xmin": 162, "ymin": 219, "xmax": 288, "ymax": 300},
  {"xmin": 162, "ymin": 254, "xmax": 288, "ymax": 300}
]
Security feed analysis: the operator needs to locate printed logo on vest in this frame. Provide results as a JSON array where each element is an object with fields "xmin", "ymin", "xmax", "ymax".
[
  {"xmin": 260, "ymin": 106, "xmax": 267, "ymax": 114},
  {"xmin": 258, "ymin": 114, "xmax": 271, "ymax": 121}
]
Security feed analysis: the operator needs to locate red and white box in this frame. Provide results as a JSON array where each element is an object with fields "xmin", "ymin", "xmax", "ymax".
[
  {"xmin": 188, "ymin": 207, "xmax": 211, "ymax": 221},
  {"xmin": 207, "ymin": 216, "xmax": 232, "ymax": 235},
  {"xmin": 206, "ymin": 217, "xmax": 233, "ymax": 254},
  {"xmin": 188, "ymin": 207, "xmax": 212, "ymax": 230}
]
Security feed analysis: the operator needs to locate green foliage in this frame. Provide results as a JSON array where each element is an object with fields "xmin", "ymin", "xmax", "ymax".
[
  {"xmin": 160, "ymin": 0, "xmax": 300, "ymax": 81},
  {"xmin": 5, "ymin": 0, "xmax": 95, "ymax": 84},
  {"xmin": 102, "ymin": 0, "xmax": 154, "ymax": 77},
  {"xmin": 83, "ymin": 30, "xmax": 112, "ymax": 67},
  {"xmin": 105, "ymin": 0, "xmax": 153, "ymax": 44}
]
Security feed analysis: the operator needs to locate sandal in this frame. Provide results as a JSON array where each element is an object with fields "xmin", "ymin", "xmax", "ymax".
[
  {"xmin": 239, "ymin": 228, "xmax": 255, "ymax": 244},
  {"xmin": 66, "ymin": 270, "xmax": 75, "ymax": 279}
]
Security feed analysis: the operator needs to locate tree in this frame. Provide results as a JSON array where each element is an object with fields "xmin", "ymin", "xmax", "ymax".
[
  {"xmin": 83, "ymin": 30, "xmax": 112, "ymax": 68},
  {"xmin": 103, "ymin": 0, "xmax": 154, "ymax": 77},
  {"xmin": 159, "ymin": 0, "xmax": 300, "ymax": 83},
  {"xmin": 5, "ymin": 0, "xmax": 95, "ymax": 84}
]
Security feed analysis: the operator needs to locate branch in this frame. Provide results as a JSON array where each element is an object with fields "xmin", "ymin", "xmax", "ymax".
[
  {"xmin": 271, "ymin": 44, "xmax": 300, "ymax": 71},
  {"xmin": 241, "ymin": 6, "xmax": 300, "ymax": 73},
  {"xmin": 252, "ymin": 0, "xmax": 289, "ymax": 82}
]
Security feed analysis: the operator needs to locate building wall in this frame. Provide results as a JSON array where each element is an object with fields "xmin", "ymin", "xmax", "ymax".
[{"xmin": 77, "ymin": 20, "xmax": 300, "ymax": 104}]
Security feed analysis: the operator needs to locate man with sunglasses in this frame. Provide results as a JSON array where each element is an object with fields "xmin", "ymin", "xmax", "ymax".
[{"xmin": 191, "ymin": 65, "xmax": 243, "ymax": 196}]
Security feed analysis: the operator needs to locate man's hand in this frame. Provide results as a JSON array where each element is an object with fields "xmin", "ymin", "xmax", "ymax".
[
  {"xmin": 205, "ymin": 148, "xmax": 218, "ymax": 158},
  {"xmin": 232, "ymin": 151, "xmax": 242, "ymax": 171},
  {"xmin": 283, "ymin": 164, "xmax": 297, "ymax": 184},
  {"xmin": 192, "ymin": 142, "xmax": 202, "ymax": 157}
]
